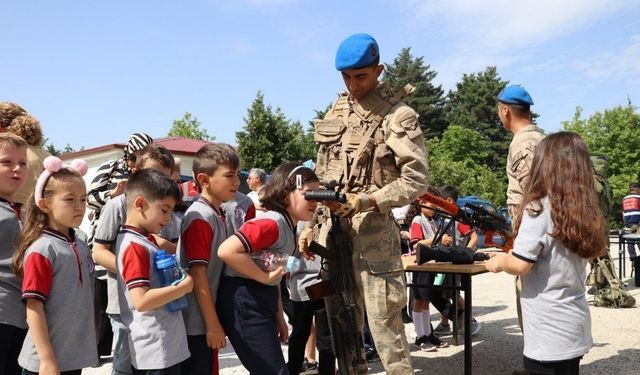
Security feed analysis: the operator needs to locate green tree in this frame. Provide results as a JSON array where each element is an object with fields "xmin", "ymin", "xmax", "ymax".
[
  {"xmin": 300, "ymin": 105, "xmax": 331, "ymax": 163},
  {"xmin": 563, "ymin": 104, "xmax": 640, "ymax": 227},
  {"xmin": 43, "ymin": 140, "xmax": 75, "ymax": 156},
  {"xmin": 236, "ymin": 92, "xmax": 309, "ymax": 172},
  {"xmin": 427, "ymin": 125, "xmax": 507, "ymax": 206},
  {"xmin": 168, "ymin": 112, "xmax": 213, "ymax": 141},
  {"xmin": 384, "ymin": 48, "xmax": 447, "ymax": 138},
  {"xmin": 445, "ymin": 66, "xmax": 509, "ymax": 172}
]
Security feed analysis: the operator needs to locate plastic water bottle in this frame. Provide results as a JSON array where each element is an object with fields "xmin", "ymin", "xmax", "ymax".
[
  {"xmin": 154, "ymin": 250, "xmax": 188, "ymax": 312},
  {"xmin": 251, "ymin": 251, "xmax": 301, "ymax": 273}
]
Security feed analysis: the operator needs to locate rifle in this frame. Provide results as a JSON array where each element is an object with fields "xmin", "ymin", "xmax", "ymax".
[
  {"xmin": 414, "ymin": 193, "xmax": 514, "ymax": 264},
  {"xmin": 419, "ymin": 193, "xmax": 513, "ymax": 250},
  {"xmin": 303, "ymin": 190, "xmax": 365, "ymax": 375}
]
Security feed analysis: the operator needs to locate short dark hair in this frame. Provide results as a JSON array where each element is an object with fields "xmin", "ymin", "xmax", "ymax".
[
  {"xmin": 193, "ymin": 143, "xmax": 240, "ymax": 188},
  {"xmin": 504, "ymin": 103, "xmax": 531, "ymax": 119},
  {"xmin": 135, "ymin": 144, "xmax": 175, "ymax": 171},
  {"xmin": 261, "ymin": 162, "xmax": 319, "ymax": 212},
  {"xmin": 125, "ymin": 169, "xmax": 181, "ymax": 207},
  {"xmin": 440, "ymin": 185, "xmax": 459, "ymax": 202}
]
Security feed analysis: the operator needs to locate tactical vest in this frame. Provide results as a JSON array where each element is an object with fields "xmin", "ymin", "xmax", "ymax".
[{"xmin": 314, "ymin": 83, "xmax": 415, "ymax": 193}]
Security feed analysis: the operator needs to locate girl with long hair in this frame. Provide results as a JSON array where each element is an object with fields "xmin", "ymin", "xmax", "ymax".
[
  {"xmin": 217, "ymin": 162, "xmax": 320, "ymax": 375},
  {"xmin": 486, "ymin": 132, "xmax": 606, "ymax": 375},
  {"xmin": 13, "ymin": 156, "xmax": 98, "ymax": 374}
]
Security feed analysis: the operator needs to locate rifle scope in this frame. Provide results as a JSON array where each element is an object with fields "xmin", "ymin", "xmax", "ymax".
[{"xmin": 304, "ymin": 190, "xmax": 347, "ymax": 203}]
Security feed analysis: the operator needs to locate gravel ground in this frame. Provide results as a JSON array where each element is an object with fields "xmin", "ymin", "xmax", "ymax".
[{"xmin": 84, "ymin": 239, "xmax": 640, "ymax": 374}]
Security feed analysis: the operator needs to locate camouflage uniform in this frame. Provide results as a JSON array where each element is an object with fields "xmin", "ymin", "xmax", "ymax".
[
  {"xmin": 314, "ymin": 82, "xmax": 428, "ymax": 374},
  {"xmin": 506, "ymin": 124, "xmax": 545, "ymax": 221},
  {"xmin": 506, "ymin": 124, "xmax": 544, "ymax": 330}
]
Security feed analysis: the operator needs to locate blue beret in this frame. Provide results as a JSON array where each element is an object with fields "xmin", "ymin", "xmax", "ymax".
[
  {"xmin": 335, "ymin": 33, "xmax": 379, "ymax": 71},
  {"xmin": 497, "ymin": 85, "xmax": 534, "ymax": 107}
]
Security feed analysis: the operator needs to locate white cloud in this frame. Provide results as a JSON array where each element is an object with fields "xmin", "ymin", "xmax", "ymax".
[
  {"xmin": 403, "ymin": 0, "xmax": 632, "ymax": 51},
  {"xmin": 400, "ymin": 0, "xmax": 640, "ymax": 87},
  {"xmin": 572, "ymin": 34, "xmax": 640, "ymax": 83}
]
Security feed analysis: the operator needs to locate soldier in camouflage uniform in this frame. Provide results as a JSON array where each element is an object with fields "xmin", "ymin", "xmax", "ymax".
[
  {"xmin": 313, "ymin": 34, "xmax": 428, "ymax": 374},
  {"xmin": 497, "ymin": 85, "xmax": 545, "ymax": 338}
]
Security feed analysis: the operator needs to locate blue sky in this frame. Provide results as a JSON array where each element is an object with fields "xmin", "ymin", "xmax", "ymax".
[{"xmin": 2, "ymin": 0, "xmax": 639, "ymax": 151}]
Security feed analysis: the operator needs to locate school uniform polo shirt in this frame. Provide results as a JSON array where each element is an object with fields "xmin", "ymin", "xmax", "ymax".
[
  {"xmin": 18, "ymin": 228, "xmax": 98, "ymax": 372},
  {"xmin": 94, "ymin": 194, "xmax": 181, "ymax": 315},
  {"xmin": 0, "ymin": 198, "xmax": 26, "ymax": 329},
  {"xmin": 225, "ymin": 210, "xmax": 297, "ymax": 282},
  {"xmin": 221, "ymin": 191, "xmax": 256, "ymax": 235},
  {"xmin": 177, "ymin": 197, "xmax": 229, "ymax": 335},
  {"xmin": 116, "ymin": 226, "xmax": 190, "ymax": 370}
]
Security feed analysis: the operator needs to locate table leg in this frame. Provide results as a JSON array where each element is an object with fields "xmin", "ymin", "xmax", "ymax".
[
  {"xmin": 619, "ymin": 232, "xmax": 625, "ymax": 279},
  {"xmin": 463, "ymin": 274, "xmax": 472, "ymax": 375},
  {"xmin": 452, "ymin": 275, "xmax": 459, "ymax": 346}
]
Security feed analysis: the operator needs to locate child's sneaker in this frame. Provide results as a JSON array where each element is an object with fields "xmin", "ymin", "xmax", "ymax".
[
  {"xmin": 434, "ymin": 322, "xmax": 451, "ymax": 334},
  {"xmin": 426, "ymin": 332, "xmax": 449, "ymax": 349},
  {"xmin": 413, "ymin": 335, "xmax": 427, "ymax": 349}
]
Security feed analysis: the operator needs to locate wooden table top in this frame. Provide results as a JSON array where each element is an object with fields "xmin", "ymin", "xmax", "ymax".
[{"xmin": 402, "ymin": 254, "xmax": 489, "ymax": 275}]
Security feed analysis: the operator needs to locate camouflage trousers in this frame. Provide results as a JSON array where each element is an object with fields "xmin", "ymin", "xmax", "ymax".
[{"xmin": 320, "ymin": 211, "xmax": 413, "ymax": 375}]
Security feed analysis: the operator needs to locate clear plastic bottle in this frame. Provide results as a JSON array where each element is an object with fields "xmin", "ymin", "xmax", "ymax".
[
  {"xmin": 154, "ymin": 250, "xmax": 189, "ymax": 312},
  {"xmin": 251, "ymin": 250, "xmax": 301, "ymax": 273}
]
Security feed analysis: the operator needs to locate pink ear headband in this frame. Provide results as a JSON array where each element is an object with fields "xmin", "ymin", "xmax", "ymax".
[{"xmin": 34, "ymin": 156, "xmax": 89, "ymax": 202}]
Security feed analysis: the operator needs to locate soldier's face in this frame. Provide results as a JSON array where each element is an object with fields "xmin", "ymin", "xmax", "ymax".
[{"xmin": 341, "ymin": 64, "xmax": 384, "ymax": 100}]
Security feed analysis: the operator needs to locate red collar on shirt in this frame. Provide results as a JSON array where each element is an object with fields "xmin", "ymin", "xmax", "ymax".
[
  {"xmin": 119, "ymin": 225, "xmax": 157, "ymax": 245},
  {"xmin": 43, "ymin": 227, "xmax": 76, "ymax": 243},
  {"xmin": 0, "ymin": 197, "xmax": 22, "ymax": 221},
  {"xmin": 198, "ymin": 196, "xmax": 225, "ymax": 218}
]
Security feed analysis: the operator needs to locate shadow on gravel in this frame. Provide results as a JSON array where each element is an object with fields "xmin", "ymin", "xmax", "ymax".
[
  {"xmin": 470, "ymin": 304, "xmax": 509, "ymax": 319},
  {"xmin": 582, "ymin": 348, "xmax": 640, "ymax": 374},
  {"xmin": 366, "ymin": 317, "xmax": 525, "ymax": 375}
]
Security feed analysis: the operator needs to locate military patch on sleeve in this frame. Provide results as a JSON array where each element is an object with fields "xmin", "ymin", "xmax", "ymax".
[
  {"xmin": 400, "ymin": 115, "xmax": 418, "ymax": 131},
  {"xmin": 510, "ymin": 151, "xmax": 531, "ymax": 180}
]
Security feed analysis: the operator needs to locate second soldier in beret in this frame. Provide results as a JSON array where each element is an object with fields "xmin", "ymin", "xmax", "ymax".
[{"xmin": 304, "ymin": 33, "xmax": 428, "ymax": 374}]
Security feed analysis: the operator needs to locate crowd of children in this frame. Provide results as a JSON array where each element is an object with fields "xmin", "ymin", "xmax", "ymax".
[
  {"xmin": 0, "ymin": 125, "xmax": 605, "ymax": 375},
  {"xmin": 0, "ymin": 133, "xmax": 337, "ymax": 375}
]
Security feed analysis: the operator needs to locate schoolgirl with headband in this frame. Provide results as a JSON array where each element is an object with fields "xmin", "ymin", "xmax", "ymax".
[
  {"xmin": 13, "ymin": 156, "xmax": 98, "ymax": 374},
  {"xmin": 217, "ymin": 162, "xmax": 320, "ymax": 375}
]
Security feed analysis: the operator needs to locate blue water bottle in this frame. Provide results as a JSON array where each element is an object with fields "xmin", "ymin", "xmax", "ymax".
[{"xmin": 154, "ymin": 250, "xmax": 188, "ymax": 312}]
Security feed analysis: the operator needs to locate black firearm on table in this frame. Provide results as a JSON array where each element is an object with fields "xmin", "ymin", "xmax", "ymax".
[
  {"xmin": 414, "ymin": 193, "xmax": 514, "ymax": 265},
  {"xmin": 303, "ymin": 189, "xmax": 365, "ymax": 375}
]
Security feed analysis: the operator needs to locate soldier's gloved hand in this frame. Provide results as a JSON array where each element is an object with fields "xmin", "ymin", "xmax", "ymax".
[
  {"xmin": 332, "ymin": 193, "xmax": 369, "ymax": 218},
  {"xmin": 298, "ymin": 227, "xmax": 315, "ymax": 260}
]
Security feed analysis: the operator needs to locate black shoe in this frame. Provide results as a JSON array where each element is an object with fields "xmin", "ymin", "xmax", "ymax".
[
  {"xmin": 427, "ymin": 332, "xmax": 449, "ymax": 348},
  {"xmin": 414, "ymin": 335, "xmax": 427, "ymax": 348},
  {"xmin": 301, "ymin": 359, "xmax": 318, "ymax": 372}
]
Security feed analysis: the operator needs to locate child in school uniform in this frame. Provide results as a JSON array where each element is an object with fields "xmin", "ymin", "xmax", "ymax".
[
  {"xmin": 486, "ymin": 132, "xmax": 606, "ymax": 375},
  {"xmin": 407, "ymin": 187, "xmax": 449, "ymax": 351},
  {"xmin": 0, "ymin": 134, "xmax": 28, "ymax": 375},
  {"xmin": 92, "ymin": 144, "xmax": 179, "ymax": 375},
  {"xmin": 14, "ymin": 156, "xmax": 98, "ymax": 374},
  {"xmin": 217, "ymin": 162, "xmax": 320, "ymax": 375},
  {"xmin": 177, "ymin": 143, "xmax": 241, "ymax": 375},
  {"xmin": 115, "ymin": 169, "xmax": 193, "ymax": 375}
]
